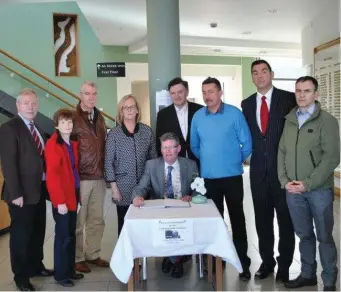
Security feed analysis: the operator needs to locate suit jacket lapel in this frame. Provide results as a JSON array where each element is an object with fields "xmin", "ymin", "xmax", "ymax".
[
  {"xmin": 249, "ymin": 94, "xmax": 261, "ymax": 134},
  {"xmin": 157, "ymin": 158, "xmax": 165, "ymax": 198},
  {"xmin": 178, "ymin": 158, "xmax": 189, "ymax": 196},
  {"xmin": 16, "ymin": 116, "xmax": 41, "ymax": 157},
  {"xmin": 268, "ymin": 87, "xmax": 280, "ymax": 132},
  {"xmin": 186, "ymin": 102, "xmax": 195, "ymax": 141},
  {"xmin": 170, "ymin": 105, "xmax": 185, "ymax": 141}
]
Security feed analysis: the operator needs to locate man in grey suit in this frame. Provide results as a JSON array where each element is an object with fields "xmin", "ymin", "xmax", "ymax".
[{"xmin": 132, "ymin": 132, "xmax": 198, "ymax": 279}]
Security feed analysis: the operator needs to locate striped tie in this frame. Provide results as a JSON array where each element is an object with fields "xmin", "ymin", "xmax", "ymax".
[{"xmin": 29, "ymin": 122, "xmax": 43, "ymax": 156}]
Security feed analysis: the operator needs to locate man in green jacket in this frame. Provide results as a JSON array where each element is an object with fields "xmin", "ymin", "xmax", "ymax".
[{"xmin": 278, "ymin": 76, "xmax": 340, "ymax": 291}]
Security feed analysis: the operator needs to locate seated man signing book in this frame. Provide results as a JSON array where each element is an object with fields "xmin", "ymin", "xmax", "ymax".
[{"xmin": 132, "ymin": 132, "xmax": 198, "ymax": 278}]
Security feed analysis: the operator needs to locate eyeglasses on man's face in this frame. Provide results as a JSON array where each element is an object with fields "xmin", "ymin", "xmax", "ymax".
[{"xmin": 161, "ymin": 145, "xmax": 179, "ymax": 150}]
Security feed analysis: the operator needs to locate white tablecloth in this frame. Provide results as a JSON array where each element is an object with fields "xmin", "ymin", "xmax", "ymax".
[{"xmin": 110, "ymin": 199, "xmax": 242, "ymax": 283}]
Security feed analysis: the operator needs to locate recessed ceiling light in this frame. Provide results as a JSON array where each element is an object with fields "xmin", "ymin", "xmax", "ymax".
[
  {"xmin": 266, "ymin": 8, "xmax": 278, "ymax": 14},
  {"xmin": 242, "ymin": 31, "xmax": 252, "ymax": 35}
]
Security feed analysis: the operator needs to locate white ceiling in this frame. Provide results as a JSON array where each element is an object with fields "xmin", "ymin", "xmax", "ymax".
[{"xmin": 2, "ymin": 0, "xmax": 339, "ymax": 58}]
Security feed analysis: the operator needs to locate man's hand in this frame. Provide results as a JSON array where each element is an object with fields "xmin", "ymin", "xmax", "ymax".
[
  {"xmin": 12, "ymin": 197, "xmax": 23, "ymax": 207},
  {"xmin": 181, "ymin": 195, "xmax": 192, "ymax": 202},
  {"xmin": 285, "ymin": 181, "xmax": 305, "ymax": 194},
  {"xmin": 58, "ymin": 204, "xmax": 68, "ymax": 215},
  {"xmin": 133, "ymin": 196, "xmax": 144, "ymax": 207},
  {"xmin": 111, "ymin": 183, "xmax": 122, "ymax": 202},
  {"xmin": 292, "ymin": 181, "xmax": 306, "ymax": 193}
]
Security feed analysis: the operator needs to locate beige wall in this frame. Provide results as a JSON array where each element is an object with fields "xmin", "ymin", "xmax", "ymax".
[{"xmin": 131, "ymin": 81, "xmax": 150, "ymax": 126}]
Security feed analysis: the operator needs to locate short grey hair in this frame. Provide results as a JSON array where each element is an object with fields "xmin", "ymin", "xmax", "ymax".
[
  {"xmin": 17, "ymin": 88, "xmax": 38, "ymax": 102},
  {"xmin": 159, "ymin": 132, "xmax": 180, "ymax": 145},
  {"xmin": 80, "ymin": 81, "xmax": 97, "ymax": 93}
]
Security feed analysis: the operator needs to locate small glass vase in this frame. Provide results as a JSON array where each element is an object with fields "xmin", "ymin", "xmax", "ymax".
[{"xmin": 191, "ymin": 192, "xmax": 207, "ymax": 204}]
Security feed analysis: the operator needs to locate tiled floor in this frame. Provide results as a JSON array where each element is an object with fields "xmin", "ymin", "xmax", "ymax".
[{"xmin": 0, "ymin": 168, "xmax": 340, "ymax": 291}]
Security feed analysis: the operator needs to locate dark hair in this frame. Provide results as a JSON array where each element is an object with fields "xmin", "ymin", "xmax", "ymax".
[
  {"xmin": 168, "ymin": 77, "xmax": 189, "ymax": 91},
  {"xmin": 295, "ymin": 76, "xmax": 319, "ymax": 91},
  {"xmin": 159, "ymin": 132, "xmax": 180, "ymax": 145},
  {"xmin": 202, "ymin": 77, "xmax": 222, "ymax": 91},
  {"xmin": 53, "ymin": 108, "xmax": 75, "ymax": 127},
  {"xmin": 251, "ymin": 59, "xmax": 272, "ymax": 72}
]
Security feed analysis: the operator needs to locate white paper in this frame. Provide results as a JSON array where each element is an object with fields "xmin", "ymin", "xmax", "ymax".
[
  {"xmin": 155, "ymin": 90, "xmax": 172, "ymax": 114},
  {"xmin": 139, "ymin": 199, "xmax": 191, "ymax": 209},
  {"xmin": 152, "ymin": 218, "xmax": 194, "ymax": 247},
  {"xmin": 164, "ymin": 199, "xmax": 190, "ymax": 208},
  {"xmin": 140, "ymin": 200, "xmax": 166, "ymax": 209}
]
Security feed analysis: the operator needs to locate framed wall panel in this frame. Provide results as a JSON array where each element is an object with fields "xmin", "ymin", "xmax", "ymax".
[{"xmin": 53, "ymin": 13, "xmax": 79, "ymax": 77}]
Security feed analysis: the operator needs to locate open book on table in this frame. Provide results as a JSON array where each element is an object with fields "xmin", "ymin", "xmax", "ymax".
[{"xmin": 139, "ymin": 198, "xmax": 191, "ymax": 209}]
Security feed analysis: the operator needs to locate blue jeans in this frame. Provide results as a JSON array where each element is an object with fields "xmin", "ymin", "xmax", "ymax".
[{"xmin": 286, "ymin": 188, "xmax": 338, "ymax": 286}]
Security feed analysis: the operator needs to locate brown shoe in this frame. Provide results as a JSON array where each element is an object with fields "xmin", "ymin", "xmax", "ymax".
[
  {"xmin": 75, "ymin": 261, "xmax": 91, "ymax": 273},
  {"xmin": 87, "ymin": 257, "xmax": 109, "ymax": 268}
]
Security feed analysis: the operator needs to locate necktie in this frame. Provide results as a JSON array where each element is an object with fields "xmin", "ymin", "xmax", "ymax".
[
  {"xmin": 260, "ymin": 96, "xmax": 269, "ymax": 135},
  {"xmin": 165, "ymin": 165, "xmax": 174, "ymax": 199},
  {"xmin": 29, "ymin": 122, "xmax": 43, "ymax": 156}
]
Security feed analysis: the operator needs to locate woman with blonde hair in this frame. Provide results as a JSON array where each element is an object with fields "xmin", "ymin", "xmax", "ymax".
[{"xmin": 104, "ymin": 94, "xmax": 157, "ymax": 235}]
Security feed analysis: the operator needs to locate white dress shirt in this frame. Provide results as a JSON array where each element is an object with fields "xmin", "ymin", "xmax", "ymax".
[
  {"xmin": 175, "ymin": 103, "xmax": 188, "ymax": 141},
  {"xmin": 256, "ymin": 87, "xmax": 273, "ymax": 131},
  {"xmin": 164, "ymin": 159, "xmax": 182, "ymax": 198}
]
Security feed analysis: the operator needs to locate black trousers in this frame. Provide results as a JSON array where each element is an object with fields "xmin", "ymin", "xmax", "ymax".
[
  {"xmin": 52, "ymin": 208, "xmax": 77, "ymax": 281},
  {"xmin": 205, "ymin": 175, "xmax": 251, "ymax": 271},
  {"xmin": 116, "ymin": 205, "xmax": 130, "ymax": 236},
  {"xmin": 250, "ymin": 176, "xmax": 295, "ymax": 269},
  {"xmin": 8, "ymin": 183, "xmax": 47, "ymax": 285}
]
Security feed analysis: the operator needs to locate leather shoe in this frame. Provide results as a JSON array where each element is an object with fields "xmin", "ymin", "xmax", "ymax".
[
  {"xmin": 35, "ymin": 268, "xmax": 54, "ymax": 277},
  {"xmin": 57, "ymin": 279, "xmax": 74, "ymax": 287},
  {"xmin": 284, "ymin": 275, "xmax": 317, "ymax": 289},
  {"xmin": 161, "ymin": 257, "xmax": 174, "ymax": 273},
  {"xmin": 75, "ymin": 261, "xmax": 91, "ymax": 273},
  {"xmin": 239, "ymin": 270, "xmax": 251, "ymax": 281},
  {"xmin": 171, "ymin": 262, "xmax": 184, "ymax": 278},
  {"xmin": 87, "ymin": 257, "xmax": 109, "ymax": 267},
  {"xmin": 276, "ymin": 268, "xmax": 289, "ymax": 283},
  {"xmin": 324, "ymin": 286, "xmax": 336, "ymax": 291},
  {"xmin": 69, "ymin": 273, "xmax": 84, "ymax": 280},
  {"xmin": 16, "ymin": 282, "xmax": 35, "ymax": 291},
  {"xmin": 254, "ymin": 263, "xmax": 274, "ymax": 280}
]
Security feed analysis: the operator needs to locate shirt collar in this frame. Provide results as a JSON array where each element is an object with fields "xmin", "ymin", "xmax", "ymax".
[
  {"xmin": 256, "ymin": 87, "xmax": 274, "ymax": 102},
  {"xmin": 174, "ymin": 102, "xmax": 188, "ymax": 112},
  {"xmin": 165, "ymin": 159, "xmax": 179, "ymax": 170},
  {"xmin": 296, "ymin": 102, "xmax": 316, "ymax": 117},
  {"xmin": 18, "ymin": 113, "xmax": 33, "ymax": 126},
  {"xmin": 205, "ymin": 101, "xmax": 224, "ymax": 115}
]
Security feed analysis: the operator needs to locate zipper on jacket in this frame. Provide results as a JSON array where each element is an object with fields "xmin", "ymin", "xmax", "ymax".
[
  {"xmin": 309, "ymin": 150, "xmax": 316, "ymax": 168},
  {"xmin": 295, "ymin": 128, "xmax": 299, "ymax": 180}
]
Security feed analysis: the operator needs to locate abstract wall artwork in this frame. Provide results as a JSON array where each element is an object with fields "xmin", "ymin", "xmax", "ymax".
[{"xmin": 53, "ymin": 14, "xmax": 79, "ymax": 77}]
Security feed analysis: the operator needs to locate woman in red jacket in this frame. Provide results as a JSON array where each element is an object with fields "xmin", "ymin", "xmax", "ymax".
[{"xmin": 45, "ymin": 108, "xmax": 84, "ymax": 287}]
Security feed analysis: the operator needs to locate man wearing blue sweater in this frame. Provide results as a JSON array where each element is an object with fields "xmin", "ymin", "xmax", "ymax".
[{"xmin": 191, "ymin": 77, "xmax": 252, "ymax": 281}]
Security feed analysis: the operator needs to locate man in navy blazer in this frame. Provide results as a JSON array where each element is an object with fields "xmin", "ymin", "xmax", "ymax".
[{"xmin": 241, "ymin": 60, "xmax": 296, "ymax": 283}]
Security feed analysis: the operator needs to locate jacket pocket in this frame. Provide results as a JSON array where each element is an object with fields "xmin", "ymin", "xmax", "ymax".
[{"xmin": 309, "ymin": 150, "xmax": 316, "ymax": 168}]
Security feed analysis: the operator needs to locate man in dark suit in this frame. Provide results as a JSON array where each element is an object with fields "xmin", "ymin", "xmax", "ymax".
[
  {"xmin": 156, "ymin": 77, "xmax": 203, "ymax": 166},
  {"xmin": 241, "ymin": 60, "xmax": 296, "ymax": 283},
  {"xmin": 0, "ymin": 89, "xmax": 53, "ymax": 291}
]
